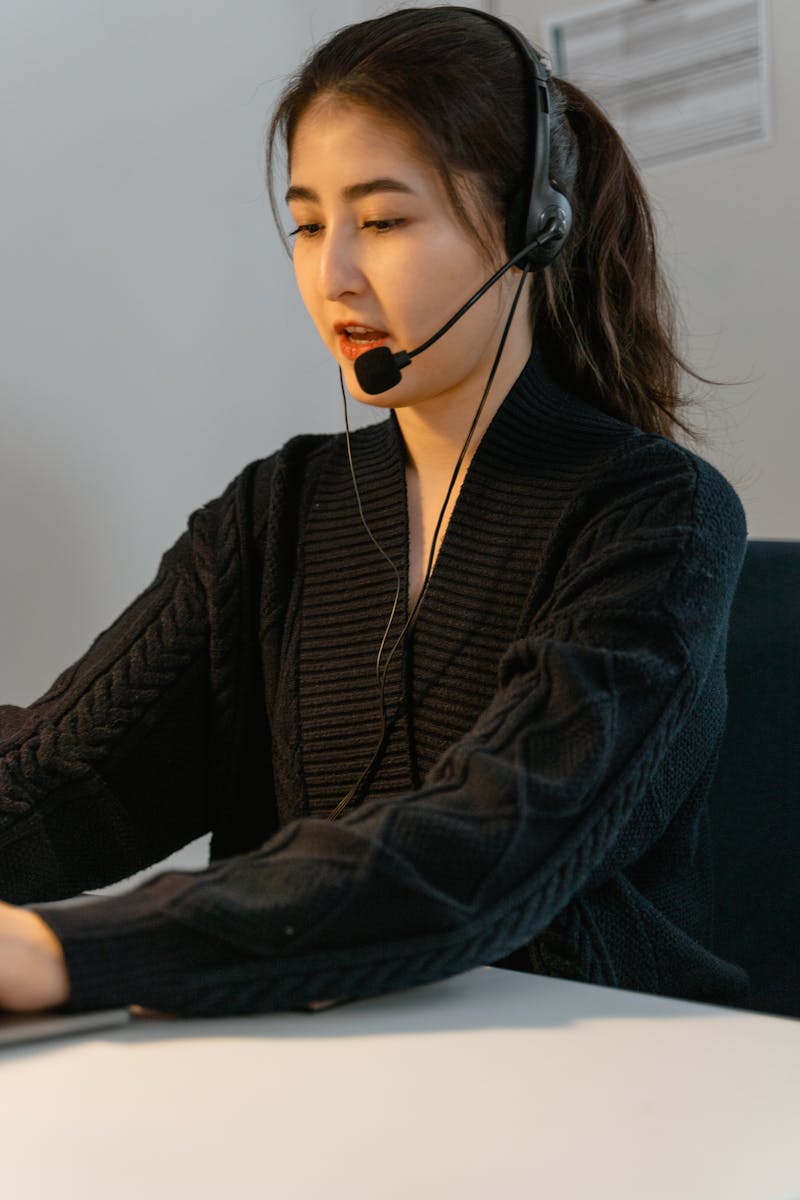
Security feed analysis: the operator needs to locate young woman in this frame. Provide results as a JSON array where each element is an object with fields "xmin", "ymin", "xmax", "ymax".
[{"xmin": 0, "ymin": 7, "xmax": 750, "ymax": 1016}]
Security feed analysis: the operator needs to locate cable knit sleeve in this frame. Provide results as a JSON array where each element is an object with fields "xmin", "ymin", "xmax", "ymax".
[
  {"xmin": 0, "ymin": 460, "xmax": 271, "ymax": 904},
  {"xmin": 33, "ymin": 439, "xmax": 748, "ymax": 1016}
]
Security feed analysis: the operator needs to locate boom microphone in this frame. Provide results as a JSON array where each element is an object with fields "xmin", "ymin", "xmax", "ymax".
[{"xmin": 353, "ymin": 221, "xmax": 563, "ymax": 395}]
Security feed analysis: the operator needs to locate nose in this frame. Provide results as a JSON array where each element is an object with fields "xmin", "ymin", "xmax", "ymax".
[{"xmin": 318, "ymin": 224, "xmax": 365, "ymax": 301}]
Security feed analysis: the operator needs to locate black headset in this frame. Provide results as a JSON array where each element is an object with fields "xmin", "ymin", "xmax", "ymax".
[{"xmin": 452, "ymin": 6, "xmax": 572, "ymax": 269}]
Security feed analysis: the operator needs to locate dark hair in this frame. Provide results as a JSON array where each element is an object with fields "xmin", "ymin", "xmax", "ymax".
[{"xmin": 266, "ymin": 5, "xmax": 703, "ymax": 441}]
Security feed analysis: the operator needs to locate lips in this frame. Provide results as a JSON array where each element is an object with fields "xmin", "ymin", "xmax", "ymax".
[{"xmin": 334, "ymin": 321, "xmax": 390, "ymax": 362}]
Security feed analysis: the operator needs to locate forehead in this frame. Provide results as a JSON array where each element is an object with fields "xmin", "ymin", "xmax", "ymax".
[{"xmin": 288, "ymin": 98, "xmax": 438, "ymax": 192}]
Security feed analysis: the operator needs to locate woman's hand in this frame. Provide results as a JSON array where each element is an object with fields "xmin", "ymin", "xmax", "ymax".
[{"xmin": 0, "ymin": 901, "xmax": 70, "ymax": 1011}]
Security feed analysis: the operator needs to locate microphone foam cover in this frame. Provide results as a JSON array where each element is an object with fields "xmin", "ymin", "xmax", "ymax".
[{"xmin": 354, "ymin": 346, "xmax": 402, "ymax": 395}]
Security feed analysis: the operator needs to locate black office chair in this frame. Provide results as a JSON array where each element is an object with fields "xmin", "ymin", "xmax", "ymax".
[{"xmin": 708, "ymin": 539, "xmax": 800, "ymax": 1019}]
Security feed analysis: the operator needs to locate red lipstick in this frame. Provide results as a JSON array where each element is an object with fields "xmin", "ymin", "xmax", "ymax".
[{"xmin": 335, "ymin": 321, "xmax": 389, "ymax": 362}]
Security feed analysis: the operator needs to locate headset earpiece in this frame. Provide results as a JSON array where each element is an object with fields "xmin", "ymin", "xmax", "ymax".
[{"xmin": 455, "ymin": 6, "xmax": 573, "ymax": 269}]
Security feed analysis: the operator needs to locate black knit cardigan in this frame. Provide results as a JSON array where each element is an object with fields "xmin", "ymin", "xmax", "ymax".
[{"xmin": 0, "ymin": 345, "xmax": 751, "ymax": 1015}]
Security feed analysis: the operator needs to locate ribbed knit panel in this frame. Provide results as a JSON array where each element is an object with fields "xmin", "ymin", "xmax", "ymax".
[
  {"xmin": 298, "ymin": 418, "xmax": 414, "ymax": 813},
  {"xmin": 295, "ymin": 348, "xmax": 635, "ymax": 811},
  {"xmin": 408, "ymin": 358, "xmax": 633, "ymax": 781}
]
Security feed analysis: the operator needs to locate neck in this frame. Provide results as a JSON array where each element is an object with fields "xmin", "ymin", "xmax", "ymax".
[
  {"xmin": 398, "ymin": 327, "xmax": 533, "ymax": 612},
  {"xmin": 395, "ymin": 331, "xmax": 533, "ymax": 483}
]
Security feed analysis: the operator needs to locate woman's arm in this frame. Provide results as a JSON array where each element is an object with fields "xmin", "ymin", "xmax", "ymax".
[
  {"xmin": 28, "ymin": 444, "xmax": 748, "ymax": 1017},
  {"xmin": 0, "ymin": 458, "xmax": 274, "ymax": 905}
]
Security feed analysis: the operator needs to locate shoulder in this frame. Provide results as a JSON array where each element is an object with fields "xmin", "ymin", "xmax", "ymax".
[
  {"xmin": 530, "ymin": 343, "xmax": 746, "ymax": 539},
  {"xmin": 565, "ymin": 431, "xmax": 748, "ymax": 638},
  {"xmin": 227, "ymin": 422, "xmax": 392, "ymax": 513},
  {"xmin": 186, "ymin": 431, "xmax": 345, "ymax": 539},
  {"xmin": 634, "ymin": 429, "xmax": 741, "ymax": 508},
  {"xmin": 517, "ymin": 347, "xmax": 746, "ymax": 553},
  {"xmin": 617, "ymin": 433, "xmax": 746, "ymax": 552},
  {"xmin": 184, "ymin": 421, "xmax": 397, "ymax": 565},
  {"xmin": 642, "ymin": 438, "xmax": 748, "ymax": 625},
  {"xmin": 537, "ymin": 411, "xmax": 749, "ymax": 622},
  {"xmin": 551, "ymin": 374, "xmax": 743, "ymax": 549},
  {"xmin": 237, "ymin": 431, "xmax": 343, "ymax": 510}
]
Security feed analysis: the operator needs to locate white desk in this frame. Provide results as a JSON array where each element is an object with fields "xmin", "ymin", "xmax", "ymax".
[{"xmin": 1, "ymin": 967, "xmax": 798, "ymax": 1200}]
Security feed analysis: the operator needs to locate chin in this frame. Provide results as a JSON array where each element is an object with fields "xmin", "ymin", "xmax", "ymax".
[{"xmin": 351, "ymin": 386, "xmax": 406, "ymax": 411}]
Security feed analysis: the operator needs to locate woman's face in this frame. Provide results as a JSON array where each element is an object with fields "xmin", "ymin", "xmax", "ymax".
[{"xmin": 286, "ymin": 99, "xmax": 531, "ymax": 413}]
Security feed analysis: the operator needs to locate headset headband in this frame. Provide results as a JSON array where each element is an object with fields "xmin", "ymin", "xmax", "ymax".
[{"xmin": 451, "ymin": 6, "xmax": 572, "ymax": 267}]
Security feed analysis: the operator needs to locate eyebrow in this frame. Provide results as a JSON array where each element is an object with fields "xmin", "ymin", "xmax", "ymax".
[{"xmin": 284, "ymin": 177, "xmax": 417, "ymax": 205}]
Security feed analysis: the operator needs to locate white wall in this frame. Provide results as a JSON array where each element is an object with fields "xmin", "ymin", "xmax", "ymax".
[
  {"xmin": 1, "ymin": 0, "xmax": 795, "ymax": 714},
  {"xmin": 0, "ymin": 0, "xmax": 367, "ymax": 706},
  {"xmin": 502, "ymin": 0, "xmax": 799, "ymax": 539}
]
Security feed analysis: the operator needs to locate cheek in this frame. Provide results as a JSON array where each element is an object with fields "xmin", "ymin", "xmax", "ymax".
[
  {"xmin": 292, "ymin": 253, "xmax": 310, "ymax": 301},
  {"xmin": 293, "ymin": 256, "xmax": 325, "ymax": 327},
  {"xmin": 391, "ymin": 234, "xmax": 487, "ymax": 327},
  {"xmin": 411, "ymin": 244, "xmax": 500, "ymax": 339},
  {"xmin": 431, "ymin": 224, "xmax": 494, "ymax": 290}
]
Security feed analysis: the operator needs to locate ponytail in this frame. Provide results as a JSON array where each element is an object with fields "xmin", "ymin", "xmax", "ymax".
[{"xmin": 538, "ymin": 79, "xmax": 699, "ymax": 441}]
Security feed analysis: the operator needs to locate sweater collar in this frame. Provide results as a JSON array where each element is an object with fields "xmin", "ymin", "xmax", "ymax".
[{"xmin": 295, "ymin": 340, "xmax": 634, "ymax": 812}]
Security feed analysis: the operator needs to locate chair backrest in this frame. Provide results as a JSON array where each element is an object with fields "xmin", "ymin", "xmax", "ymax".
[{"xmin": 708, "ymin": 539, "xmax": 800, "ymax": 1019}]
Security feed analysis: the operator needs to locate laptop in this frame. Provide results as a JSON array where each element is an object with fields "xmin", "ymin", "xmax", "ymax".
[{"xmin": 0, "ymin": 1008, "xmax": 132, "ymax": 1049}]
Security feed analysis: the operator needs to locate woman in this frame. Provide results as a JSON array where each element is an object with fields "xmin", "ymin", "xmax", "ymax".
[{"xmin": 0, "ymin": 7, "xmax": 749, "ymax": 1016}]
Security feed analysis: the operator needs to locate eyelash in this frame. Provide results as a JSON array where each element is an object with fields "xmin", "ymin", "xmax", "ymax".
[{"xmin": 287, "ymin": 219, "xmax": 405, "ymax": 240}]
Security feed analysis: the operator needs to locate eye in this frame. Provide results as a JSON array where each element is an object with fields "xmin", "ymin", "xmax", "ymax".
[
  {"xmin": 362, "ymin": 218, "xmax": 405, "ymax": 233},
  {"xmin": 287, "ymin": 223, "xmax": 323, "ymax": 239},
  {"xmin": 287, "ymin": 217, "xmax": 407, "ymax": 240}
]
